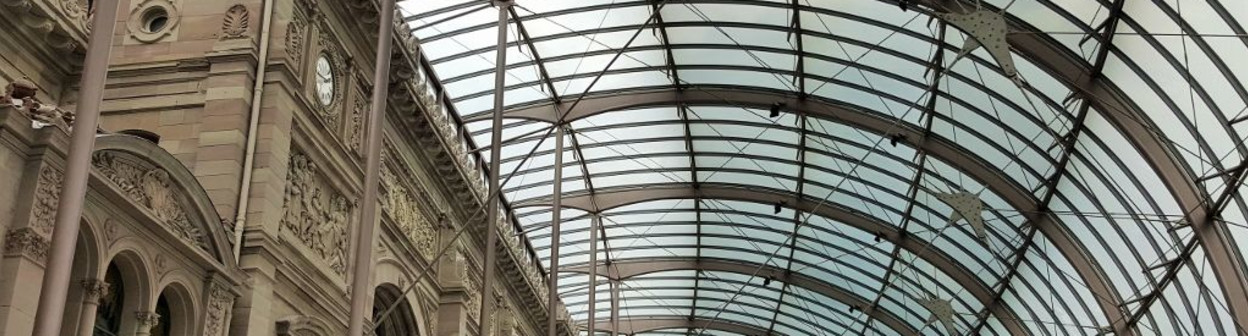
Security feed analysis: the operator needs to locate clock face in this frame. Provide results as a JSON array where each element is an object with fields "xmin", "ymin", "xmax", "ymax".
[{"xmin": 315, "ymin": 55, "xmax": 335, "ymax": 106}]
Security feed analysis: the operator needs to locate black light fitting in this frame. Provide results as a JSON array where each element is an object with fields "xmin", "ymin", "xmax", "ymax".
[{"xmin": 769, "ymin": 102, "xmax": 785, "ymax": 118}]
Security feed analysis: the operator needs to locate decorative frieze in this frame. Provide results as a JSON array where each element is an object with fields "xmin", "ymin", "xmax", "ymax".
[
  {"xmin": 4, "ymin": 227, "xmax": 49, "ymax": 264},
  {"xmin": 280, "ymin": 152, "xmax": 353, "ymax": 276},
  {"xmin": 349, "ymin": 97, "xmax": 365, "ymax": 154},
  {"xmin": 463, "ymin": 263, "xmax": 481, "ymax": 322},
  {"xmin": 219, "ymin": 4, "xmax": 250, "ymax": 40},
  {"xmin": 380, "ymin": 167, "xmax": 436, "ymax": 259},
  {"xmin": 92, "ymin": 151, "xmax": 207, "ymax": 250}
]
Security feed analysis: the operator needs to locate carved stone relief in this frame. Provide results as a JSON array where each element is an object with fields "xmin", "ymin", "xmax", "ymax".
[
  {"xmin": 32, "ymin": 166, "xmax": 64, "ymax": 236},
  {"xmin": 4, "ymin": 228, "xmax": 49, "ymax": 265},
  {"xmin": 92, "ymin": 151, "xmax": 208, "ymax": 250},
  {"xmin": 204, "ymin": 282, "xmax": 234, "ymax": 336},
  {"xmin": 285, "ymin": 15, "xmax": 306, "ymax": 69},
  {"xmin": 462, "ymin": 263, "xmax": 481, "ymax": 323},
  {"xmin": 380, "ymin": 167, "xmax": 436, "ymax": 260},
  {"xmin": 349, "ymin": 97, "xmax": 365, "ymax": 154},
  {"xmin": 280, "ymin": 151, "xmax": 353, "ymax": 276},
  {"xmin": 219, "ymin": 4, "xmax": 250, "ymax": 40},
  {"xmin": 2, "ymin": 79, "xmax": 76, "ymax": 130}
]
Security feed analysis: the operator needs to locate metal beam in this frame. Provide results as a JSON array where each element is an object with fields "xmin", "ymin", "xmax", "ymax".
[
  {"xmin": 509, "ymin": 6, "xmax": 561, "ymax": 104},
  {"xmin": 32, "ymin": 0, "xmax": 122, "ymax": 334},
  {"xmin": 765, "ymin": 112, "xmax": 809, "ymax": 335},
  {"xmin": 546, "ymin": 128, "xmax": 565, "ymax": 336},
  {"xmin": 578, "ymin": 316, "xmax": 769, "ymax": 335},
  {"xmin": 478, "ymin": 3, "xmax": 511, "ymax": 335},
  {"xmin": 564, "ymin": 257, "xmax": 920, "ymax": 336},
  {"xmin": 649, "ymin": 0, "xmax": 681, "ymax": 88},
  {"xmin": 524, "ymin": 183, "xmax": 1022, "ymax": 333}
]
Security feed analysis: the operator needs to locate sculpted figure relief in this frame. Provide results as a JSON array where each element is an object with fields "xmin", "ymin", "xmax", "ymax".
[{"xmin": 281, "ymin": 152, "xmax": 353, "ymax": 275}]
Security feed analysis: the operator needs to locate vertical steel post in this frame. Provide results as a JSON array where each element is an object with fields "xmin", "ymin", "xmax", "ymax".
[
  {"xmin": 610, "ymin": 279, "xmax": 620, "ymax": 336},
  {"xmin": 547, "ymin": 126, "xmax": 564, "ymax": 336},
  {"xmin": 587, "ymin": 214, "xmax": 600, "ymax": 335},
  {"xmin": 346, "ymin": 0, "xmax": 397, "ymax": 334},
  {"xmin": 31, "ymin": 1, "xmax": 122, "ymax": 334},
  {"xmin": 479, "ymin": 1, "xmax": 511, "ymax": 335}
]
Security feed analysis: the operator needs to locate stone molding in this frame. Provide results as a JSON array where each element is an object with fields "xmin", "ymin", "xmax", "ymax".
[{"xmin": 32, "ymin": 165, "xmax": 64, "ymax": 236}]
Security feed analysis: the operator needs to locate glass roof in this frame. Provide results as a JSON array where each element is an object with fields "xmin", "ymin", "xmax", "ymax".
[{"xmin": 399, "ymin": 0, "xmax": 1248, "ymax": 334}]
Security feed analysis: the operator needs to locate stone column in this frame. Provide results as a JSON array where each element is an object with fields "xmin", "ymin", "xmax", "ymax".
[
  {"xmin": 75, "ymin": 279, "xmax": 109, "ymax": 336},
  {"xmin": 134, "ymin": 311, "xmax": 160, "ymax": 336}
]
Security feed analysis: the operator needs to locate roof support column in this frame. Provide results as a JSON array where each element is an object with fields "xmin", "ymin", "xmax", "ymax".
[
  {"xmin": 32, "ymin": 0, "xmax": 122, "ymax": 334},
  {"xmin": 611, "ymin": 279, "xmax": 621, "ymax": 336},
  {"xmin": 480, "ymin": 2, "xmax": 512, "ymax": 335},
  {"xmin": 547, "ymin": 127, "xmax": 565, "ymax": 336},
  {"xmin": 588, "ymin": 214, "xmax": 602, "ymax": 335},
  {"xmin": 346, "ymin": 0, "xmax": 399, "ymax": 334}
]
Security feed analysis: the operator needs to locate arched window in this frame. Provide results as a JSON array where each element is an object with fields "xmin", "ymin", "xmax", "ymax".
[
  {"xmin": 93, "ymin": 265, "xmax": 124, "ymax": 336},
  {"xmin": 372, "ymin": 286, "xmax": 418, "ymax": 336},
  {"xmin": 150, "ymin": 294, "xmax": 172, "ymax": 336}
]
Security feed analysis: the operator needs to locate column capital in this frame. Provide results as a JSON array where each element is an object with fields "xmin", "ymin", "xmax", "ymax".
[
  {"xmin": 80, "ymin": 278, "xmax": 110, "ymax": 304},
  {"xmin": 135, "ymin": 311, "xmax": 161, "ymax": 332}
]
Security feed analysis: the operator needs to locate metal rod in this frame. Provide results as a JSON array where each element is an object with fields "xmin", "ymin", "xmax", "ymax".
[
  {"xmin": 31, "ymin": 1, "xmax": 122, "ymax": 334},
  {"xmin": 587, "ymin": 214, "xmax": 601, "ymax": 336},
  {"xmin": 547, "ymin": 126, "xmax": 564, "ymax": 336},
  {"xmin": 610, "ymin": 279, "xmax": 620, "ymax": 336},
  {"xmin": 479, "ymin": 2, "xmax": 511, "ymax": 335},
  {"xmin": 232, "ymin": 0, "xmax": 278, "ymax": 259},
  {"xmin": 347, "ymin": 0, "xmax": 397, "ymax": 334}
]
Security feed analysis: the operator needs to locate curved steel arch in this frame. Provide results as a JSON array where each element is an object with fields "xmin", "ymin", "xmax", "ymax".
[
  {"xmin": 562, "ymin": 257, "xmax": 925, "ymax": 335},
  {"xmin": 526, "ymin": 183, "xmax": 1025, "ymax": 334},
  {"xmin": 499, "ymin": 86, "xmax": 1127, "ymax": 329},
  {"xmin": 578, "ymin": 316, "xmax": 768, "ymax": 335},
  {"xmin": 408, "ymin": 0, "xmax": 1248, "ymax": 331}
]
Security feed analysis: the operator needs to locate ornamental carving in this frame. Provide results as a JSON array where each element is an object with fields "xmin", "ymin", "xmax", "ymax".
[
  {"xmin": 285, "ymin": 17, "xmax": 305, "ymax": 68},
  {"xmin": 220, "ymin": 4, "xmax": 250, "ymax": 40},
  {"xmin": 280, "ymin": 152, "xmax": 352, "ymax": 276},
  {"xmin": 349, "ymin": 97, "xmax": 365, "ymax": 154},
  {"xmin": 380, "ymin": 167, "xmax": 436, "ymax": 259},
  {"xmin": 32, "ymin": 166, "xmax": 64, "ymax": 236},
  {"xmin": 205, "ymin": 282, "xmax": 234, "ymax": 336},
  {"xmin": 4, "ymin": 228, "xmax": 49, "ymax": 264},
  {"xmin": 92, "ymin": 152, "xmax": 207, "ymax": 250},
  {"xmin": 61, "ymin": 0, "xmax": 87, "ymax": 18},
  {"xmin": 463, "ymin": 270, "xmax": 481, "ymax": 322}
]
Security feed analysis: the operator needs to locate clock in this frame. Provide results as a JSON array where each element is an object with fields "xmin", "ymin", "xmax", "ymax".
[{"xmin": 315, "ymin": 55, "xmax": 336, "ymax": 107}]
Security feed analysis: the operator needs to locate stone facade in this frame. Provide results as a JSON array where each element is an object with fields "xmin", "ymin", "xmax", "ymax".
[{"xmin": 0, "ymin": 0, "xmax": 576, "ymax": 336}]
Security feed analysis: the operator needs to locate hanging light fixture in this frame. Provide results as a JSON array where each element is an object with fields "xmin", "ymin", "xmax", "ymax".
[
  {"xmin": 773, "ymin": 201, "xmax": 784, "ymax": 214},
  {"xmin": 769, "ymin": 102, "xmax": 784, "ymax": 118}
]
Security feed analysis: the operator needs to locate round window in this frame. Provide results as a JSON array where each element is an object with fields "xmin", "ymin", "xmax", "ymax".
[
  {"xmin": 142, "ymin": 7, "xmax": 169, "ymax": 33},
  {"xmin": 314, "ymin": 55, "xmax": 336, "ymax": 106}
]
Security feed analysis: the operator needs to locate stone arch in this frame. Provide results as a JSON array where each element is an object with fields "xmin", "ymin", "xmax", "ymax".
[
  {"xmin": 60, "ymin": 216, "xmax": 105, "ymax": 336},
  {"xmin": 153, "ymin": 281, "xmax": 197, "ymax": 336},
  {"xmin": 90, "ymin": 133, "xmax": 236, "ymax": 268},
  {"xmin": 372, "ymin": 260, "xmax": 430, "ymax": 336},
  {"xmin": 276, "ymin": 315, "xmax": 334, "ymax": 336},
  {"xmin": 373, "ymin": 283, "xmax": 419, "ymax": 336},
  {"xmin": 100, "ymin": 248, "xmax": 153, "ymax": 335}
]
